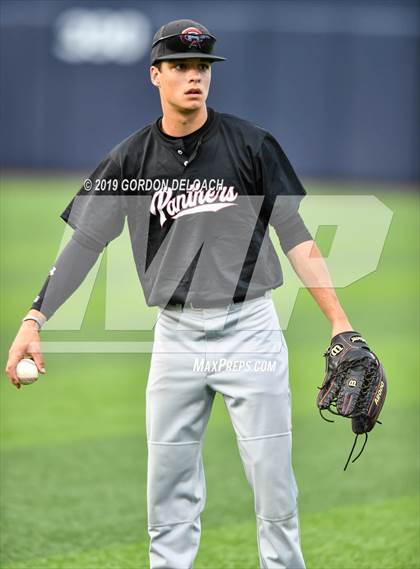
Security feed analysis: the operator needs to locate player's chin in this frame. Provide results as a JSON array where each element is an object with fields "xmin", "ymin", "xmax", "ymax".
[{"xmin": 181, "ymin": 95, "xmax": 205, "ymax": 109}]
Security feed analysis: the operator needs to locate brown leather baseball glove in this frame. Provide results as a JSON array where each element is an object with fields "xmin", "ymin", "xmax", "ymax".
[{"xmin": 317, "ymin": 331, "xmax": 387, "ymax": 470}]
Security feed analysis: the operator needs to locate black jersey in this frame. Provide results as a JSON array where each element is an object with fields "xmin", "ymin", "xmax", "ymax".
[{"xmin": 61, "ymin": 109, "xmax": 311, "ymax": 307}]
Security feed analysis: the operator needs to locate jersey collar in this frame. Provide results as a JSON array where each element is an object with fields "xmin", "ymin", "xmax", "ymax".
[{"xmin": 152, "ymin": 107, "xmax": 220, "ymax": 147}]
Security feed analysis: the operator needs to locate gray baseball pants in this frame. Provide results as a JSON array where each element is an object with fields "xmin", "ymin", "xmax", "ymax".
[{"xmin": 146, "ymin": 292, "xmax": 305, "ymax": 569}]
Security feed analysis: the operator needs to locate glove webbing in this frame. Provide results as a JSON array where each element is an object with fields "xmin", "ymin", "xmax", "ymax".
[{"xmin": 347, "ymin": 357, "xmax": 380, "ymax": 416}]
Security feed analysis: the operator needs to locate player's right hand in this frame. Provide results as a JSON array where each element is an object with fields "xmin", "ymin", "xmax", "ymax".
[{"xmin": 5, "ymin": 321, "xmax": 46, "ymax": 389}]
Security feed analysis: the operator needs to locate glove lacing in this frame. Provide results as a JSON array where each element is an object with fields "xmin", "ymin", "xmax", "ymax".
[
  {"xmin": 318, "ymin": 355, "xmax": 383, "ymax": 471},
  {"xmin": 319, "ymin": 407, "xmax": 382, "ymax": 470}
]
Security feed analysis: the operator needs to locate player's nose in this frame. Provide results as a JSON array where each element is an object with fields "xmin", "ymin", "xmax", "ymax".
[
  {"xmin": 187, "ymin": 66, "xmax": 202, "ymax": 82},
  {"xmin": 188, "ymin": 73, "xmax": 201, "ymax": 83}
]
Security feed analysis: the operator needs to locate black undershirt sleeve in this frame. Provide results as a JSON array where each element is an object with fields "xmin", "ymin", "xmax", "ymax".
[{"xmin": 31, "ymin": 230, "xmax": 104, "ymax": 320}]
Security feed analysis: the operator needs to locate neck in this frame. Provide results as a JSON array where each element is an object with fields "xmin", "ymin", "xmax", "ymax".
[{"xmin": 160, "ymin": 104, "xmax": 208, "ymax": 137}]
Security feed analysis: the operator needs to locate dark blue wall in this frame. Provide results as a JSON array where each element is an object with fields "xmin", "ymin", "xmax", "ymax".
[{"xmin": 1, "ymin": 0, "xmax": 419, "ymax": 181}]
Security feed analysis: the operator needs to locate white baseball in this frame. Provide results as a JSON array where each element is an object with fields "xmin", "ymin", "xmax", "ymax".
[{"xmin": 16, "ymin": 358, "xmax": 39, "ymax": 385}]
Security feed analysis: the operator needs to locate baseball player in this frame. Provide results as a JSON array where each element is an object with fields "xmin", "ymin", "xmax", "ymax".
[{"xmin": 6, "ymin": 19, "xmax": 354, "ymax": 569}]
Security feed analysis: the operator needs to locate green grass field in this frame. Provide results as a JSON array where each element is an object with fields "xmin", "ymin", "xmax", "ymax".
[{"xmin": 0, "ymin": 177, "xmax": 419, "ymax": 569}]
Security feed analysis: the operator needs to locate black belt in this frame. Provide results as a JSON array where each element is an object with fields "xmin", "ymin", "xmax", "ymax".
[{"xmin": 165, "ymin": 290, "xmax": 271, "ymax": 310}]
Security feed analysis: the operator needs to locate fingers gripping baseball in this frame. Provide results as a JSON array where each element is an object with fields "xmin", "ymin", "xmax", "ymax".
[
  {"xmin": 27, "ymin": 340, "xmax": 45, "ymax": 374},
  {"xmin": 5, "ymin": 322, "xmax": 46, "ymax": 389}
]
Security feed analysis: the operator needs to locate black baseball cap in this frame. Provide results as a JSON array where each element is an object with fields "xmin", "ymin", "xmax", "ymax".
[{"xmin": 150, "ymin": 19, "xmax": 226, "ymax": 65}]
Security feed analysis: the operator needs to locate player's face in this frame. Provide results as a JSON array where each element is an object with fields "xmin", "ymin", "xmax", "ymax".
[{"xmin": 150, "ymin": 59, "xmax": 212, "ymax": 113}]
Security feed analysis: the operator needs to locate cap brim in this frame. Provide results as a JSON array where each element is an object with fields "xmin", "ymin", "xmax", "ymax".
[{"xmin": 152, "ymin": 53, "xmax": 226, "ymax": 64}]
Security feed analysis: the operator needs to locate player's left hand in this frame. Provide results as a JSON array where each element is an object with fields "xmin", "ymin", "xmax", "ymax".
[{"xmin": 316, "ymin": 331, "xmax": 387, "ymax": 470}]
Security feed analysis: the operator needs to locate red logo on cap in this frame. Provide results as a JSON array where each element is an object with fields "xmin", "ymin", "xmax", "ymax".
[{"xmin": 181, "ymin": 27, "xmax": 204, "ymax": 48}]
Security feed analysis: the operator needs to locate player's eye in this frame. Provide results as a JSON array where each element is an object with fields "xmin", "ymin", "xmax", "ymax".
[{"xmin": 172, "ymin": 62, "xmax": 209, "ymax": 72}]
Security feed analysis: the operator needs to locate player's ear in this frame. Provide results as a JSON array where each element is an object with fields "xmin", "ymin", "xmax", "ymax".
[{"xmin": 150, "ymin": 65, "xmax": 161, "ymax": 88}]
